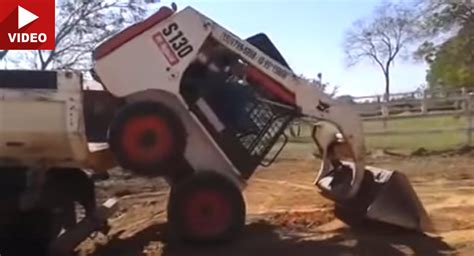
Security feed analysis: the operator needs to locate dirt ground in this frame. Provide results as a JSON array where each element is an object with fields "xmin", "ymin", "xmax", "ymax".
[{"xmin": 77, "ymin": 147, "xmax": 474, "ymax": 256}]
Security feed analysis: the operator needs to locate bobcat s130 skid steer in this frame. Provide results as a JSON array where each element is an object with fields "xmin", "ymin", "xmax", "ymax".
[{"xmin": 91, "ymin": 4, "xmax": 433, "ymax": 242}]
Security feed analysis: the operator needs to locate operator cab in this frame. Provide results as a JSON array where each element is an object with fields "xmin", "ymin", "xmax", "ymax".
[{"xmin": 180, "ymin": 35, "xmax": 297, "ymax": 179}]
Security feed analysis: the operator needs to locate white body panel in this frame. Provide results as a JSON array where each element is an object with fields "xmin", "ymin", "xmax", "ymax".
[
  {"xmin": 94, "ymin": 7, "xmax": 245, "ymax": 187},
  {"xmin": 94, "ymin": 7, "xmax": 211, "ymax": 98},
  {"xmin": 0, "ymin": 71, "xmax": 89, "ymax": 168}
]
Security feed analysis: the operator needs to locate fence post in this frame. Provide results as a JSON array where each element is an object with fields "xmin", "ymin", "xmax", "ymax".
[
  {"xmin": 381, "ymin": 101, "xmax": 388, "ymax": 129},
  {"xmin": 288, "ymin": 120, "xmax": 301, "ymax": 138},
  {"xmin": 466, "ymin": 93, "xmax": 472, "ymax": 146},
  {"xmin": 421, "ymin": 89, "xmax": 428, "ymax": 114}
]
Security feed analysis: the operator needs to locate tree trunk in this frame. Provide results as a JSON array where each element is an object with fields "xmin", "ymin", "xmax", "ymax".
[
  {"xmin": 384, "ymin": 70, "xmax": 390, "ymax": 102},
  {"xmin": 0, "ymin": 50, "xmax": 8, "ymax": 60}
]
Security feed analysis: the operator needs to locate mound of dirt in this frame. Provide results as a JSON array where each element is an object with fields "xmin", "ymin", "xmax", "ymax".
[
  {"xmin": 263, "ymin": 210, "xmax": 336, "ymax": 231},
  {"xmin": 411, "ymin": 145, "xmax": 474, "ymax": 157},
  {"xmin": 431, "ymin": 206, "xmax": 474, "ymax": 233},
  {"xmin": 77, "ymin": 152, "xmax": 474, "ymax": 255},
  {"xmin": 365, "ymin": 145, "xmax": 474, "ymax": 159}
]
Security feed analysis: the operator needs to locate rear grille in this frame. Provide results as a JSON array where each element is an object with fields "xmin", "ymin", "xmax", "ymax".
[{"xmin": 239, "ymin": 100, "xmax": 293, "ymax": 159}]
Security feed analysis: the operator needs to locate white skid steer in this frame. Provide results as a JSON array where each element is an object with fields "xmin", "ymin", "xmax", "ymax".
[{"xmin": 90, "ymin": 3, "xmax": 433, "ymax": 242}]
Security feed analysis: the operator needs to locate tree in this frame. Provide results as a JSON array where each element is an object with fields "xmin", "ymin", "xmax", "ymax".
[
  {"xmin": 414, "ymin": 0, "xmax": 473, "ymax": 60},
  {"xmin": 413, "ymin": 0, "xmax": 473, "ymax": 89},
  {"xmin": 416, "ymin": 0, "xmax": 473, "ymax": 36},
  {"xmin": 0, "ymin": 51, "xmax": 7, "ymax": 61},
  {"xmin": 423, "ymin": 25, "xmax": 473, "ymax": 88},
  {"xmin": 5, "ymin": 0, "xmax": 159, "ymax": 70},
  {"xmin": 343, "ymin": 1, "xmax": 419, "ymax": 101}
]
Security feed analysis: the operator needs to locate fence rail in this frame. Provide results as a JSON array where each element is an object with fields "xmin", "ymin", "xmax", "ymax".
[{"xmin": 288, "ymin": 87, "xmax": 474, "ymax": 148}]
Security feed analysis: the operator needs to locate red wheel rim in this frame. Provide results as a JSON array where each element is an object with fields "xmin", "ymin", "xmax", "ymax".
[
  {"xmin": 183, "ymin": 189, "xmax": 232, "ymax": 238},
  {"xmin": 120, "ymin": 115, "xmax": 174, "ymax": 164}
]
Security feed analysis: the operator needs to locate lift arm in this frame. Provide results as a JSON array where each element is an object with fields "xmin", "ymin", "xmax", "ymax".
[{"xmin": 295, "ymin": 82, "xmax": 366, "ymax": 201}]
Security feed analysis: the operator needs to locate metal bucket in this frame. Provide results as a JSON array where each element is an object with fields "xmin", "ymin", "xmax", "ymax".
[
  {"xmin": 82, "ymin": 89, "xmax": 124, "ymax": 143},
  {"xmin": 318, "ymin": 163, "xmax": 434, "ymax": 233}
]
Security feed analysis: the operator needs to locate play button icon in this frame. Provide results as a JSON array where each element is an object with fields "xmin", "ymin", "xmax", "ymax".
[
  {"xmin": 18, "ymin": 5, "xmax": 39, "ymax": 30},
  {"xmin": 0, "ymin": 0, "xmax": 56, "ymax": 50}
]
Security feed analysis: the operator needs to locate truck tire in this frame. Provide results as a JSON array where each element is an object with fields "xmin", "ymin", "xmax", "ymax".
[
  {"xmin": 167, "ymin": 171, "xmax": 246, "ymax": 243},
  {"xmin": 0, "ymin": 209, "xmax": 55, "ymax": 256},
  {"xmin": 108, "ymin": 101, "xmax": 187, "ymax": 176}
]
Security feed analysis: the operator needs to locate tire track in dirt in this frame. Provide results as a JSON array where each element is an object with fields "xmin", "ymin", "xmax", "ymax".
[
  {"xmin": 251, "ymin": 178, "xmax": 317, "ymax": 190},
  {"xmin": 79, "ymin": 155, "xmax": 474, "ymax": 255},
  {"xmin": 245, "ymin": 177, "xmax": 332, "ymax": 214}
]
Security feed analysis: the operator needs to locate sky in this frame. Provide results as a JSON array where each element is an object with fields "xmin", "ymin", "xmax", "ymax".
[{"xmin": 157, "ymin": 0, "xmax": 429, "ymax": 97}]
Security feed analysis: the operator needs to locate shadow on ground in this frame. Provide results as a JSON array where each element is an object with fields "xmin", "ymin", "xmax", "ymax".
[{"xmin": 92, "ymin": 220, "xmax": 455, "ymax": 256}]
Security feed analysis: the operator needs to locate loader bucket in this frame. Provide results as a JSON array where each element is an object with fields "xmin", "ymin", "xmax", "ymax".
[
  {"xmin": 318, "ymin": 164, "xmax": 434, "ymax": 233},
  {"xmin": 363, "ymin": 167, "xmax": 434, "ymax": 232}
]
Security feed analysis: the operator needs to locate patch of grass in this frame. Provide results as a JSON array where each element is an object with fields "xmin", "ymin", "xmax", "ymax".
[
  {"xmin": 364, "ymin": 115, "xmax": 468, "ymax": 151},
  {"xmin": 286, "ymin": 115, "xmax": 471, "ymax": 151},
  {"xmin": 365, "ymin": 132, "xmax": 466, "ymax": 151},
  {"xmin": 266, "ymin": 138, "xmax": 316, "ymax": 162},
  {"xmin": 363, "ymin": 115, "xmax": 466, "ymax": 132}
]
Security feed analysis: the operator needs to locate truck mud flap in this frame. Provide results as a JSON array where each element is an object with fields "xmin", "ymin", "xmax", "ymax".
[
  {"xmin": 82, "ymin": 90, "xmax": 124, "ymax": 143},
  {"xmin": 49, "ymin": 198, "xmax": 118, "ymax": 256}
]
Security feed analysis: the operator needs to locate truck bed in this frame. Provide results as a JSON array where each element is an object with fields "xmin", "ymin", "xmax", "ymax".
[
  {"xmin": 0, "ymin": 70, "xmax": 121, "ymax": 170},
  {"xmin": 0, "ymin": 70, "xmax": 57, "ymax": 89}
]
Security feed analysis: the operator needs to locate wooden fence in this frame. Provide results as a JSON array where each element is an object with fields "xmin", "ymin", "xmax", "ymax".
[{"xmin": 288, "ymin": 87, "xmax": 474, "ymax": 148}]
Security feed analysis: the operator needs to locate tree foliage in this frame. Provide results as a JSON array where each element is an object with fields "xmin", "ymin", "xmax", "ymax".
[
  {"xmin": 425, "ymin": 27, "xmax": 474, "ymax": 88},
  {"xmin": 417, "ymin": 0, "xmax": 473, "ymax": 35},
  {"xmin": 343, "ymin": 1, "xmax": 419, "ymax": 101},
  {"xmin": 5, "ymin": 0, "xmax": 158, "ymax": 70},
  {"xmin": 414, "ymin": 0, "xmax": 474, "ymax": 88}
]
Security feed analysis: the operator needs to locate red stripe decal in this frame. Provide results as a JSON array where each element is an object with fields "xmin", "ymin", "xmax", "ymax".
[
  {"xmin": 246, "ymin": 66, "xmax": 295, "ymax": 105},
  {"xmin": 93, "ymin": 7, "xmax": 174, "ymax": 60},
  {"xmin": 153, "ymin": 32, "xmax": 179, "ymax": 66}
]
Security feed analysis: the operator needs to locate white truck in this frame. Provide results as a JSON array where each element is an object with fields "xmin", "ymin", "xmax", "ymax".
[{"xmin": 0, "ymin": 69, "xmax": 119, "ymax": 256}]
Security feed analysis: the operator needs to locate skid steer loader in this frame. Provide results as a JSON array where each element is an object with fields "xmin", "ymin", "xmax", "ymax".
[{"xmin": 90, "ymin": 3, "xmax": 433, "ymax": 242}]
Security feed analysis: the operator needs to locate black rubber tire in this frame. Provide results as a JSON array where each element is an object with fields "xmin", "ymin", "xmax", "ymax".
[
  {"xmin": 108, "ymin": 101, "xmax": 187, "ymax": 176},
  {"xmin": 43, "ymin": 168, "xmax": 97, "ymax": 233},
  {"xmin": 167, "ymin": 171, "xmax": 246, "ymax": 243}
]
